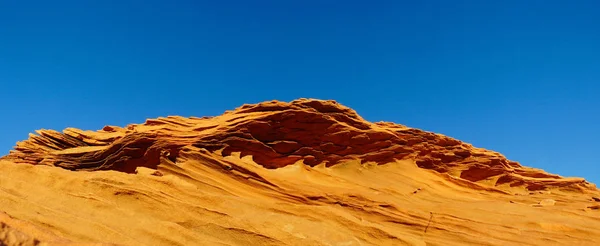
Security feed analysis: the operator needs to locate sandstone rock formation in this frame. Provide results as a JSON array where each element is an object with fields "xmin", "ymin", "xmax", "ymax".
[
  {"xmin": 2, "ymin": 99, "xmax": 593, "ymax": 192},
  {"xmin": 1, "ymin": 99, "xmax": 599, "ymax": 245}
]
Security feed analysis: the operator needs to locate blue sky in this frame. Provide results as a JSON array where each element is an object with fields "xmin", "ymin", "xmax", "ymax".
[{"xmin": 1, "ymin": 1, "xmax": 598, "ymax": 184}]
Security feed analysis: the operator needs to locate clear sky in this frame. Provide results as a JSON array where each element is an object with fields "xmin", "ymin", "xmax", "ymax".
[{"xmin": 1, "ymin": 1, "xmax": 598, "ymax": 184}]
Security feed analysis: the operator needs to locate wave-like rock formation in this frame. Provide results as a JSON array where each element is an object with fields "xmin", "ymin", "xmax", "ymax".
[
  {"xmin": 2, "ymin": 99, "xmax": 594, "ymax": 192},
  {"xmin": 1, "ymin": 99, "xmax": 599, "ymax": 246}
]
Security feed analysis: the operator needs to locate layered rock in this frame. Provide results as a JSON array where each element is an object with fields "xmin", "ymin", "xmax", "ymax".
[{"xmin": 1, "ymin": 99, "xmax": 593, "ymax": 192}]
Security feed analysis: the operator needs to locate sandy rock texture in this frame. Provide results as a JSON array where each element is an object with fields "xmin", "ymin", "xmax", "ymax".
[{"xmin": 1, "ymin": 99, "xmax": 599, "ymax": 245}]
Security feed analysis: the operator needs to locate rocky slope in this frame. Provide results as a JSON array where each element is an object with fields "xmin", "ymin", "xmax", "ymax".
[{"xmin": 1, "ymin": 99, "xmax": 599, "ymax": 245}]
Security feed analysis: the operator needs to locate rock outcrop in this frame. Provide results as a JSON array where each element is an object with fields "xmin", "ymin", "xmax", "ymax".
[
  {"xmin": 2, "ymin": 99, "xmax": 600, "ymax": 246},
  {"xmin": 1, "ymin": 99, "xmax": 593, "ymax": 192}
]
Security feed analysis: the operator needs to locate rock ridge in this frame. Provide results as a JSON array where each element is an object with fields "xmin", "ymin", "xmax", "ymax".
[{"xmin": 1, "ymin": 99, "xmax": 594, "ymax": 192}]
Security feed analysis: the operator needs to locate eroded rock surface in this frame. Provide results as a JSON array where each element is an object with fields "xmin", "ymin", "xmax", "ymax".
[
  {"xmin": 2, "ymin": 99, "xmax": 600, "ymax": 246},
  {"xmin": 1, "ymin": 99, "xmax": 593, "ymax": 192}
]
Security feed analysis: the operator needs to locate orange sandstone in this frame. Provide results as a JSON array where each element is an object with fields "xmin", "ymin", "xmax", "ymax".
[{"xmin": 0, "ymin": 99, "xmax": 599, "ymax": 245}]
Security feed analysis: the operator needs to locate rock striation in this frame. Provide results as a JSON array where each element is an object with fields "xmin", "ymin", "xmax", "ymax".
[{"xmin": 1, "ymin": 99, "xmax": 593, "ymax": 192}]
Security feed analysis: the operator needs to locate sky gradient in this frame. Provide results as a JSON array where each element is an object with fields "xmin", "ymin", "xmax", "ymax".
[{"xmin": 1, "ymin": 1, "xmax": 599, "ymax": 184}]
